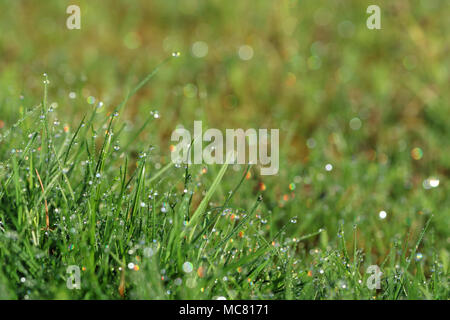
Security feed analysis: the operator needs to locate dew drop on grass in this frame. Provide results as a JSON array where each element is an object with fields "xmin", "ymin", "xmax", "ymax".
[
  {"xmin": 411, "ymin": 147, "xmax": 423, "ymax": 160},
  {"xmin": 423, "ymin": 177, "xmax": 439, "ymax": 189},
  {"xmin": 87, "ymin": 96, "xmax": 96, "ymax": 105},
  {"xmin": 349, "ymin": 117, "xmax": 362, "ymax": 130},
  {"xmin": 191, "ymin": 41, "xmax": 208, "ymax": 58},
  {"xmin": 306, "ymin": 138, "xmax": 316, "ymax": 149},
  {"xmin": 143, "ymin": 247, "xmax": 154, "ymax": 258},
  {"xmin": 182, "ymin": 261, "xmax": 193, "ymax": 273},
  {"xmin": 238, "ymin": 45, "xmax": 254, "ymax": 60},
  {"xmin": 186, "ymin": 278, "xmax": 196, "ymax": 288},
  {"xmin": 290, "ymin": 217, "xmax": 297, "ymax": 224},
  {"xmin": 172, "ymin": 51, "xmax": 180, "ymax": 57}
]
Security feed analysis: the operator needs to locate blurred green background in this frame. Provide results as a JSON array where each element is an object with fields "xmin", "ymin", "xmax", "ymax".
[{"xmin": 0, "ymin": 0, "xmax": 448, "ymax": 263}]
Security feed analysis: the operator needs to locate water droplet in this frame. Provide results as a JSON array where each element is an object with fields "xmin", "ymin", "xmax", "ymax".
[
  {"xmin": 143, "ymin": 247, "xmax": 155, "ymax": 258},
  {"xmin": 87, "ymin": 96, "xmax": 96, "ymax": 105},
  {"xmin": 182, "ymin": 261, "xmax": 193, "ymax": 273},
  {"xmin": 191, "ymin": 41, "xmax": 208, "ymax": 58},
  {"xmin": 423, "ymin": 177, "xmax": 439, "ymax": 189},
  {"xmin": 238, "ymin": 45, "xmax": 254, "ymax": 61},
  {"xmin": 306, "ymin": 138, "xmax": 316, "ymax": 149},
  {"xmin": 349, "ymin": 117, "xmax": 362, "ymax": 130},
  {"xmin": 411, "ymin": 147, "xmax": 423, "ymax": 160}
]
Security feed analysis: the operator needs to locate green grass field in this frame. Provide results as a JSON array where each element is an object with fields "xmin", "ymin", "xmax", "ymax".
[{"xmin": 0, "ymin": 0, "xmax": 448, "ymax": 299}]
